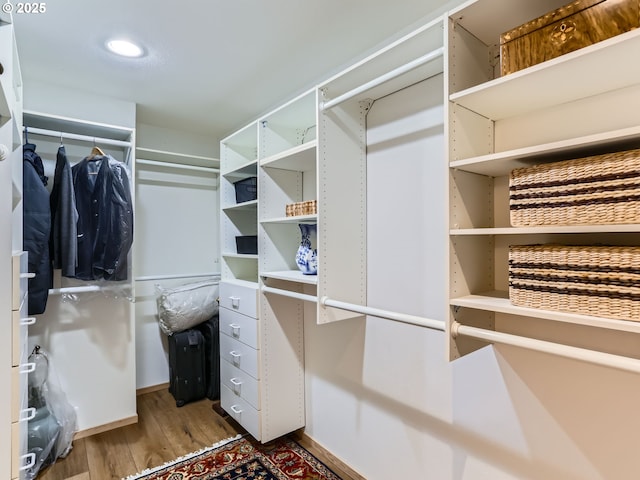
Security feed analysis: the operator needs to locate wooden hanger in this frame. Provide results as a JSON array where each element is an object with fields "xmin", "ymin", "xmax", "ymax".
[{"xmin": 88, "ymin": 139, "xmax": 105, "ymax": 159}]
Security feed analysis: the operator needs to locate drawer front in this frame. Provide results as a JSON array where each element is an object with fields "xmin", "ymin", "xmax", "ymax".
[
  {"xmin": 219, "ymin": 308, "xmax": 258, "ymax": 349},
  {"xmin": 12, "ymin": 252, "xmax": 28, "ymax": 311},
  {"xmin": 220, "ymin": 333, "xmax": 259, "ymax": 380},
  {"xmin": 219, "ymin": 281, "xmax": 258, "ymax": 318},
  {"xmin": 12, "ymin": 302, "xmax": 33, "ymax": 367},
  {"xmin": 220, "ymin": 358, "xmax": 260, "ymax": 409},
  {"xmin": 11, "ymin": 363, "xmax": 31, "ymax": 423},
  {"xmin": 221, "ymin": 385, "xmax": 260, "ymax": 440},
  {"xmin": 11, "ymin": 417, "xmax": 30, "ymax": 480}
]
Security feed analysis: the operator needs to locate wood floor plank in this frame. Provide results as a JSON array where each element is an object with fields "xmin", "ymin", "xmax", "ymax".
[
  {"xmin": 36, "ymin": 438, "xmax": 89, "ymax": 480},
  {"xmin": 123, "ymin": 393, "xmax": 179, "ymax": 473},
  {"xmin": 84, "ymin": 428, "xmax": 139, "ymax": 479}
]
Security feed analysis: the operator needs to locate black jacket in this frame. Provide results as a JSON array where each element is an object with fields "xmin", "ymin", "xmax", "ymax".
[
  {"xmin": 72, "ymin": 154, "xmax": 133, "ymax": 281},
  {"xmin": 23, "ymin": 143, "xmax": 51, "ymax": 315},
  {"xmin": 49, "ymin": 146, "xmax": 78, "ymax": 277}
]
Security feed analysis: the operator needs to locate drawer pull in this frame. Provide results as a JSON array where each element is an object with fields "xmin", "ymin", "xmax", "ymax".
[
  {"xmin": 21, "ymin": 317, "xmax": 36, "ymax": 326},
  {"xmin": 20, "ymin": 407, "xmax": 36, "ymax": 422},
  {"xmin": 230, "ymin": 405, "xmax": 243, "ymax": 414},
  {"xmin": 230, "ymin": 377, "xmax": 243, "ymax": 386},
  {"xmin": 229, "ymin": 296, "xmax": 240, "ymax": 308},
  {"xmin": 20, "ymin": 273, "xmax": 36, "ymax": 279},
  {"xmin": 20, "ymin": 362, "xmax": 35, "ymax": 374},
  {"xmin": 20, "ymin": 453, "xmax": 36, "ymax": 471},
  {"xmin": 229, "ymin": 323, "xmax": 241, "ymax": 336}
]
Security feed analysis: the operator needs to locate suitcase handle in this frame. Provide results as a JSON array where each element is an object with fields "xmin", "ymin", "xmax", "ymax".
[{"xmin": 230, "ymin": 405, "xmax": 243, "ymax": 415}]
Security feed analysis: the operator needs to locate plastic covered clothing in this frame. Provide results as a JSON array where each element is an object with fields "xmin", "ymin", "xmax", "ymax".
[
  {"xmin": 49, "ymin": 145, "xmax": 78, "ymax": 277},
  {"xmin": 26, "ymin": 346, "xmax": 77, "ymax": 479},
  {"xmin": 72, "ymin": 154, "xmax": 133, "ymax": 281},
  {"xmin": 23, "ymin": 143, "xmax": 51, "ymax": 315}
]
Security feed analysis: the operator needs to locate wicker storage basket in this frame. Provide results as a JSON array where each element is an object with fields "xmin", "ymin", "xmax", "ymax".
[
  {"xmin": 509, "ymin": 148, "xmax": 640, "ymax": 226},
  {"xmin": 508, "ymin": 244, "xmax": 640, "ymax": 321}
]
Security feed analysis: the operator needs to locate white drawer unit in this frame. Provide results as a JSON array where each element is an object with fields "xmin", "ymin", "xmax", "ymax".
[
  {"xmin": 219, "ymin": 308, "xmax": 258, "ymax": 349},
  {"xmin": 220, "ymin": 358, "xmax": 260, "ymax": 409},
  {"xmin": 11, "ymin": 252, "xmax": 28, "ymax": 311},
  {"xmin": 219, "ymin": 280, "xmax": 258, "ymax": 318},
  {"xmin": 12, "ymin": 302, "xmax": 34, "ymax": 367},
  {"xmin": 220, "ymin": 333, "xmax": 260, "ymax": 380},
  {"xmin": 221, "ymin": 384, "xmax": 260, "ymax": 440}
]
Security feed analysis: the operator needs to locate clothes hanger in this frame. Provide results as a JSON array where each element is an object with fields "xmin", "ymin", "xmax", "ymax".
[{"xmin": 88, "ymin": 138, "xmax": 105, "ymax": 159}]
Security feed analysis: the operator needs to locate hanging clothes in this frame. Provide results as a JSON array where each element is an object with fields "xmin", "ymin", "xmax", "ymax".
[
  {"xmin": 72, "ymin": 153, "xmax": 134, "ymax": 281},
  {"xmin": 49, "ymin": 145, "xmax": 78, "ymax": 277},
  {"xmin": 23, "ymin": 143, "xmax": 51, "ymax": 315}
]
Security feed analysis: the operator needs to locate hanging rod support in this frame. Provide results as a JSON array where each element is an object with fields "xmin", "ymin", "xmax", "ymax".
[
  {"xmin": 320, "ymin": 296, "xmax": 445, "ymax": 331},
  {"xmin": 451, "ymin": 321, "xmax": 640, "ymax": 374},
  {"xmin": 321, "ymin": 46, "xmax": 444, "ymax": 111}
]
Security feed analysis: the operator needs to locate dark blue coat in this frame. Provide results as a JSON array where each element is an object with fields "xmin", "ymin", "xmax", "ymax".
[
  {"xmin": 72, "ymin": 154, "xmax": 133, "ymax": 281},
  {"xmin": 23, "ymin": 143, "xmax": 51, "ymax": 314}
]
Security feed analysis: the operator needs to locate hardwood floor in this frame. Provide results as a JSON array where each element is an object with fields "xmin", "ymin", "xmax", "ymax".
[{"xmin": 35, "ymin": 388, "xmax": 361, "ymax": 480}]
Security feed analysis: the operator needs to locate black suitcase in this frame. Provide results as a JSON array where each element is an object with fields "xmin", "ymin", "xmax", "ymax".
[
  {"xmin": 196, "ymin": 316, "xmax": 220, "ymax": 400},
  {"xmin": 168, "ymin": 329, "xmax": 206, "ymax": 407}
]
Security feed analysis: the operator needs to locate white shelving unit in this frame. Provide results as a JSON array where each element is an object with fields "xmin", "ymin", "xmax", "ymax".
[
  {"xmin": 446, "ymin": 0, "xmax": 640, "ymax": 360},
  {"xmin": 316, "ymin": 15, "xmax": 444, "ymax": 324},
  {"xmin": 220, "ymin": 122, "xmax": 259, "ymax": 283}
]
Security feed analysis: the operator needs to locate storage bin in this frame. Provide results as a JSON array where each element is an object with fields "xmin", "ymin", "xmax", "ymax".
[
  {"xmin": 509, "ymin": 147, "xmax": 640, "ymax": 226},
  {"xmin": 508, "ymin": 244, "xmax": 640, "ymax": 321},
  {"xmin": 234, "ymin": 176, "xmax": 257, "ymax": 203},
  {"xmin": 235, "ymin": 235, "xmax": 257, "ymax": 254},
  {"xmin": 500, "ymin": 0, "xmax": 639, "ymax": 76}
]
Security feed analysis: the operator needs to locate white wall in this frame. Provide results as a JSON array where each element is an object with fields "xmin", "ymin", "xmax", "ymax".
[
  {"xmin": 303, "ymin": 75, "xmax": 640, "ymax": 479},
  {"xmin": 134, "ymin": 122, "xmax": 219, "ymax": 389}
]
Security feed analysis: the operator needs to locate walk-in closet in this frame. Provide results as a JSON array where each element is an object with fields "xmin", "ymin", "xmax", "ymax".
[{"xmin": 3, "ymin": 0, "xmax": 640, "ymax": 479}]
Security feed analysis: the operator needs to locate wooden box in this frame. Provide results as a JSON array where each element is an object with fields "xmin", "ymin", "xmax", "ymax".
[{"xmin": 500, "ymin": 0, "xmax": 639, "ymax": 76}]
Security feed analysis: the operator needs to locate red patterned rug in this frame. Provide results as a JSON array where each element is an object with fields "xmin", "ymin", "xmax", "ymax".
[{"xmin": 123, "ymin": 434, "xmax": 343, "ymax": 480}]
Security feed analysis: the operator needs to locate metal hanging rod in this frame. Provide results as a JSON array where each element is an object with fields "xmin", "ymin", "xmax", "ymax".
[
  {"xmin": 136, "ymin": 158, "xmax": 220, "ymax": 173},
  {"xmin": 321, "ymin": 46, "xmax": 444, "ymax": 111},
  {"xmin": 451, "ymin": 321, "xmax": 640, "ymax": 374},
  {"xmin": 261, "ymin": 286, "xmax": 318, "ymax": 303},
  {"xmin": 48, "ymin": 284, "xmax": 129, "ymax": 295},
  {"xmin": 134, "ymin": 272, "xmax": 221, "ymax": 282},
  {"xmin": 25, "ymin": 126, "xmax": 132, "ymax": 148},
  {"xmin": 320, "ymin": 296, "xmax": 445, "ymax": 331}
]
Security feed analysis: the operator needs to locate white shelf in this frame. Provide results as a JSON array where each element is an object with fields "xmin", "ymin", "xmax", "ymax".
[
  {"xmin": 261, "ymin": 270, "xmax": 318, "ymax": 285},
  {"xmin": 261, "ymin": 214, "xmax": 317, "ymax": 225},
  {"xmin": 449, "ymin": 29, "xmax": 640, "ymax": 121},
  {"xmin": 222, "ymin": 199, "xmax": 258, "ymax": 211},
  {"xmin": 451, "ymin": 225, "xmax": 640, "ymax": 235},
  {"xmin": 222, "ymin": 253, "xmax": 258, "ymax": 260},
  {"xmin": 451, "ymin": 291, "xmax": 640, "ymax": 335},
  {"xmin": 450, "ymin": 125, "xmax": 640, "ymax": 177},
  {"xmin": 222, "ymin": 159, "xmax": 258, "ymax": 178},
  {"xmin": 261, "ymin": 140, "xmax": 317, "ymax": 171}
]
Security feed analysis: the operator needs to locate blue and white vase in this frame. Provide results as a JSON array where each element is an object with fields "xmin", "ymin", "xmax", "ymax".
[{"xmin": 296, "ymin": 223, "xmax": 318, "ymax": 275}]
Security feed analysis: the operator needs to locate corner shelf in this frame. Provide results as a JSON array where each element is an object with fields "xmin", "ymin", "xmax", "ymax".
[
  {"xmin": 222, "ymin": 199, "xmax": 258, "ymax": 212},
  {"xmin": 261, "ymin": 141, "xmax": 317, "ymax": 171},
  {"xmin": 261, "ymin": 270, "xmax": 318, "ymax": 285}
]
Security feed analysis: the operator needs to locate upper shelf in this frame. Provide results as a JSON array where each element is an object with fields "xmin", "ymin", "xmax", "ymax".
[
  {"xmin": 222, "ymin": 159, "xmax": 258, "ymax": 178},
  {"xmin": 449, "ymin": 29, "xmax": 640, "ymax": 121},
  {"xmin": 450, "ymin": 125, "xmax": 640, "ymax": 176},
  {"xmin": 261, "ymin": 141, "xmax": 316, "ymax": 171}
]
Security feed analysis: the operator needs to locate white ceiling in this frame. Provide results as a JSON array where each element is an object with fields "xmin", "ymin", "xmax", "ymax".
[{"xmin": 12, "ymin": 0, "xmax": 454, "ymax": 141}]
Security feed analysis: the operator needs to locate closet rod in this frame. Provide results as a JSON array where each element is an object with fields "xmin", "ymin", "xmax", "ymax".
[
  {"xmin": 135, "ymin": 272, "xmax": 221, "ymax": 282},
  {"xmin": 320, "ymin": 296, "xmax": 445, "ymax": 331},
  {"xmin": 261, "ymin": 286, "xmax": 318, "ymax": 303},
  {"xmin": 451, "ymin": 321, "xmax": 640, "ymax": 374},
  {"xmin": 48, "ymin": 285, "xmax": 128, "ymax": 295},
  {"xmin": 25, "ymin": 126, "xmax": 132, "ymax": 148},
  {"xmin": 321, "ymin": 46, "xmax": 444, "ymax": 111},
  {"xmin": 136, "ymin": 159, "xmax": 220, "ymax": 173}
]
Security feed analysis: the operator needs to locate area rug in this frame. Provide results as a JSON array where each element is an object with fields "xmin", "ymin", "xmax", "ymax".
[{"xmin": 123, "ymin": 434, "xmax": 343, "ymax": 480}]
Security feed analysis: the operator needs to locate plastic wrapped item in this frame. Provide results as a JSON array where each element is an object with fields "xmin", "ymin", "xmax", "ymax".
[
  {"xmin": 26, "ymin": 346, "xmax": 77, "ymax": 479},
  {"xmin": 155, "ymin": 279, "xmax": 219, "ymax": 335}
]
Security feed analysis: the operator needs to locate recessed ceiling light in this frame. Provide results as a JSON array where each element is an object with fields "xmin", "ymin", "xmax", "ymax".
[{"xmin": 106, "ymin": 39, "xmax": 144, "ymax": 58}]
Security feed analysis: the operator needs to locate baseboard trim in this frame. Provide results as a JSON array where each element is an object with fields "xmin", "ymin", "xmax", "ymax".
[
  {"xmin": 136, "ymin": 382, "xmax": 169, "ymax": 396},
  {"xmin": 295, "ymin": 432, "xmax": 367, "ymax": 480},
  {"xmin": 73, "ymin": 415, "xmax": 138, "ymax": 440}
]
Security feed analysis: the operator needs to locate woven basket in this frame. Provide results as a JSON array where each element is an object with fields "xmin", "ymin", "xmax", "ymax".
[
  {"xmin": 509, "ymin": 148, "xmax": 640, "ymax": 226},
  {"xmin": 508, "ymin": 244, "xmax": 640, "ymax": 321}
]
